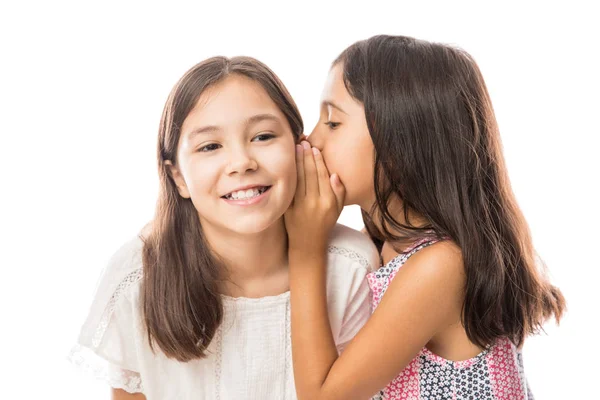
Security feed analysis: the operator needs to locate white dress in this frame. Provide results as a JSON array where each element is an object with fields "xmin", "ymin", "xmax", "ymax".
[{"xmin": 69, "ymin": 224, "xmax": 379, "ymax": 400}]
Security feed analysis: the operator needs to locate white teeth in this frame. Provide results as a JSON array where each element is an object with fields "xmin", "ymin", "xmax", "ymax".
[{"xmin": 228, "ymin": 188, "xmax": 263, "ymax": 200}]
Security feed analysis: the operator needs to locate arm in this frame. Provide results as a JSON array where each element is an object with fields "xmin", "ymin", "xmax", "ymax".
[
  {"xmin": 290, "ymin": 241, "xmax": 464, "ymax": 400},
  {"xmin": 285, "ymin": 143, "xmax": 464, "ymax": 400},
  {"xmin": 112, "ymin": 389, "xmax": 146, "ymax": 400}
]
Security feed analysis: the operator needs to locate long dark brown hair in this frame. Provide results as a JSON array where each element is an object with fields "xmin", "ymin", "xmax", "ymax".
[
  {"xmin": 336, "ymin": 35, "xmax": 565, "ymax": 348},
  {"xmin": 141, "ymin": 56, "xmax": 303, "ymax": 361}
]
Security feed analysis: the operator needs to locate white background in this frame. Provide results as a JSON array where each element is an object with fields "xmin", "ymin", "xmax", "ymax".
[{"xmin": 1, "ymin": 1, "xmax": 598, "ymax": 399}]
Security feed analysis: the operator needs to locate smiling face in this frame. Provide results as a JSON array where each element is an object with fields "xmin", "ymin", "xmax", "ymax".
[
  {"xmin": 167, "ymin": 74, "xmax": 297, "ymax": 236},
  {"xmin": 308, "ymin": 64, "xmax": 376, "ymax": 210}
]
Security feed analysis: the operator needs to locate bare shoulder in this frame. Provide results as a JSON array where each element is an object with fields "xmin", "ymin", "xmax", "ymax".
[
  {"xmin": 419, "ymin": 240, "xmax": 462, "ymax": 262},
  {"xmin": 328, "ymin": 223, "xmax": 380, "ymax": 272},
  {"xmin": 371, "ymin": 240, "xmax": 465, "ymax": 336},
  {"xmin": 402, "ymin": 240, "xmax": 465, "ymax": 289}
]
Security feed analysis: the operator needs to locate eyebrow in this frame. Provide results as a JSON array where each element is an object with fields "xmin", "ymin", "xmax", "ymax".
[
  {"xmin": 323, "ymin": 100, "xmax": 348, "ymax": 115},
  {"xmin": 187, "ymin": 125, "xmax": 221, "ymax": 138},
  {"xmin": 245, "ymin": 113, "xmax": 281, "ymax": 125},
  {"xmin": 186, "ymin": 113, "xmax": 281, "ymax": 140}
]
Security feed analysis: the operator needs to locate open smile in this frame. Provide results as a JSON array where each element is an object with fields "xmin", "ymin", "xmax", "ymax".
[{"xmin": 221, "ymin": 185, "xmax": 272, "ymax": 206}]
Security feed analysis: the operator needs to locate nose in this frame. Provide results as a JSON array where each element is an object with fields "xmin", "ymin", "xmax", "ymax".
[
  {"xmin": 225, "ymin": 145, "xmax": 258, "ymax": 175},
  {"xmin": 307, "ymin": 125, "xmax": 324, "ymax": 151}
]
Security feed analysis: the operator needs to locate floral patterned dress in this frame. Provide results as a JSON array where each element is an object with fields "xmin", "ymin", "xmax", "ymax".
[{"xmin": 367, "ymin": 238, "xmax": 534, "ymax": 400}]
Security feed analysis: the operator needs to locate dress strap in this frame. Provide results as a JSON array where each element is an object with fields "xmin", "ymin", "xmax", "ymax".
[{"xmin": 401, "ymin": 236, "xmax": 444, "ymax": 255}]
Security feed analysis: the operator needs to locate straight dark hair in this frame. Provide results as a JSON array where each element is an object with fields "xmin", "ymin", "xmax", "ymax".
[
  {"xmin": 142, "ymin": 56, "xmax": 303, "ymax": 361},
  {"xmin": 336, "ymin": 35, "xmax": 565, "ymax": 348}
]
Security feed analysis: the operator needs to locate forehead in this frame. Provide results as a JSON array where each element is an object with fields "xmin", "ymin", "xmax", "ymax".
[
  {"xmin": 321, "ymin": 64, "xmax": 363, "ymax": 115},
  {"xmin": 182, "ymin": 74, "xmax": 285, "ymax": 133},
  {"xmin": 321, "ymin": 64, "xmax": 348, "ymax": 100}
]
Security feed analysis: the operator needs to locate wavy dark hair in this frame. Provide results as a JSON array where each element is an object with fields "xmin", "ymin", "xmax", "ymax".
[
  {"xmin": 141, "ymin": 56, "xmax": 303, "ymax": 361},
  {"xmin": 336, "ymin": 35, "xmax": 564, "ymax": 348}
]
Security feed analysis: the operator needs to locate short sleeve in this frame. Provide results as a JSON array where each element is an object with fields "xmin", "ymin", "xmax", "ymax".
[
  {"xmin": 68, "ymin": 237, "xmax": 145, "ymax": 394},
  {"xmin": 326, "ymin": 224, "xmax": 381, "ymax": 354},
  {"xmin": 335, "ymin": 263, "xmax": 373, "ymax": 353}
]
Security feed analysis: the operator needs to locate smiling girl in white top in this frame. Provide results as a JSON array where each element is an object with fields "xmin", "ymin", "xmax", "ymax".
[{"xmin": 69, "ymin": 56, "xmax": 379, "ymax": 400}]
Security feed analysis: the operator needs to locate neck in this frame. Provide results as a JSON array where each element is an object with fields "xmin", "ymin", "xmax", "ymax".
[
  {"xmin": 362, "ymin": 196, "xmax": 430, "ymax": 253},
  {"xmin": 202, "ymin": 219, "xmax": 289, "ymax": 298}
]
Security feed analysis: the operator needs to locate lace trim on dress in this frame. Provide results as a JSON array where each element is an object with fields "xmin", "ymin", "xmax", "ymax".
[
  {"xmin": 92, "ymin": 268, "xmax": 143, "ymax": 348},
  {"xmin": 284, "ymin": 300, "xmax": 292, "ymax": 398},
  {"xmin": 328, "ymin": 245, "xmax": 372, "ymax": 269},
  {"xmin": 214, "ymin": 325, "xmax": 223, "ymax": 400},
  {"xmin": 69, "ymin": 268, "xmax": 144, "ymax": 393},
  {"xmin": 68, "ymin": 344, "xmax": 143, "ymax": 393}
]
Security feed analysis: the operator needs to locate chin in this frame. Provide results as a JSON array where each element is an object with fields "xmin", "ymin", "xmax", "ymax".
[
  {"xmin": 227, "ymin": 214, "xmax": 284, "ymax": 235},
  {"xmin": 341, "ymin": 189, "xmax": 358, "ymax": 207}
]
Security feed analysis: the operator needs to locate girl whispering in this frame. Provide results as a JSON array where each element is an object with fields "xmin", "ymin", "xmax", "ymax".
[
  {"xmin": 69, "ymin": 56, "xmax": 379, "ymax": 399},
  {"xmin": 285, "ymin": 35, "xmax": 565, "ymax": 400}
]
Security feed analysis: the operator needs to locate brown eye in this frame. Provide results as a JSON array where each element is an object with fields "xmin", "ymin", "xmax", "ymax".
[
  {"xmin": 324, "ymin": 121, "xmax": 341, "ymax": 129},
  {"xmin": 199, "ymin": 143, "xmax": 221, "ymax": 152},
  {"xmin": 252, "ymin": 133, "xmax": 276, "ymax": 142}
]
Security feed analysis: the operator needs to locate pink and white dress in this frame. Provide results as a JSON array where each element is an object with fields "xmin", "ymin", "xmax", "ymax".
[{"xmin": 367, "ymin": 238, "xmax": 534, "ymax": 400}]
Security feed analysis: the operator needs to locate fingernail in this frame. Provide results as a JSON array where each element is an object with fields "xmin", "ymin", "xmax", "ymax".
[
  {"xmin": 296, "ymin": 145, "xmax": 303, "ymax": 154},
  {"xmin": 302, "ymin": 141, "xmax": 310, "ymax": 150},
  {"xmin": 312, "ymin": 147, "xmax": 320, "ymax": 155}
]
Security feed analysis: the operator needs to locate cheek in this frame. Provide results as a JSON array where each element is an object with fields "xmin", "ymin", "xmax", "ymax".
[
  {"xmin": 322, "ymin": 135, "xmax": 363, "ymax": 177},
  {"xmin": 322, "ymin": 144, "xmax": 343, "ymax": 176},
  {"xmin": 184, "ymin": 157, "xmax": 221, "ymax": 197},
  {"xmin": 322, "ymin": 133, "xmax": 374, "ymax": 202},
  {"xmin": 262, "ymin": 144, "xmax": 297, "ymax": 193}
]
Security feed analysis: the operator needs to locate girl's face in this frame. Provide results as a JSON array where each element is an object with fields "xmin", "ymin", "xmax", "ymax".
[
  {"xmin": 169, "ymin": 74, "xmax": 297, "ymax": 236},
  {"xmin": 308, "ymin": 65, "xmax": 376, "ymax": 211}
]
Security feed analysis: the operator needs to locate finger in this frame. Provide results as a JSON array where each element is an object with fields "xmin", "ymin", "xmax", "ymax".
[
  {"xmin": 330, "ymin": 173, "xmax": 346, "ymax": 212},
  {"xmin": 302, "ymin": 141, "xmax": 319, "ymax": 195},
  {"xmin": 295, "ymin": 144, "xmax": 305, "ymax": 198},
  {"xmin": 312, "ymin": 147, "xmax": 333, "ymax": 197},
  {"xmin": 298, "ymin": 133, "xmax": 308, "ymax": 143}
]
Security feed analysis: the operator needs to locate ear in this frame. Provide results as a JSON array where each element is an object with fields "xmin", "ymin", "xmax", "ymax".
[
  {"xmin": 297, "ymin": 133, "xmax": 308, "ymax": 144},
  {"xmin": 164, "ymin": 160, "xmax": 191, "ymax": 199}
]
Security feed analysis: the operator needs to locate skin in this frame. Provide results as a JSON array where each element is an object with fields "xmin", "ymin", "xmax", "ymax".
[
  {"xmin": 167, "ymin": 74, "xmax": 299, "ymax": 297},
  {"xmin": 112, "ymin": 74, "xmax": 301, "ymax": 398},
  {"xmin": 307, "ymin": 65, "xmax": 376, "ymax": 209},
  {"xmin": 112, "ymin": 389, "xmax": 145, "ymax": 400},
  {"xmin": 284, "ymin": 65, "xmax": 482, "ymax": 400}
]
